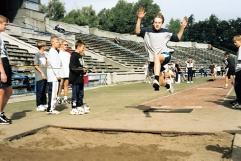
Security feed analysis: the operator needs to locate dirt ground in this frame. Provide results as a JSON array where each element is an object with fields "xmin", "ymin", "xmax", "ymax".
[
  {"xmin": 0, "ymin": 127, "xmax": 233, "ymax": 161},
  {"xmin": 0, "ymin": 79, "xmax": 236, "ymax": 161}
]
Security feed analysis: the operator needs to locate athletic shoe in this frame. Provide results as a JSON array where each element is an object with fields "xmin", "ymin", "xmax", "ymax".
[
  {"xmin": 47, "ymin": 109, "xmax": 60, "ymax": 115},
  {"xmin": 83, "ymin": 104, "xmax": 90, "ymax": 114},
  {"xmin": 77, "ymin": 106, "xmax": 85, "ymax": 115},
  {"xmin": 167, "ymin": 85, "xmax": 174, "ymax": 94},
  {"xmin": 187, "ymin": 81, "xmax": 190, "ymax": 83},
  {"xmin": 70, "ymin": 108, "xmax": 79, "ymax": 115},
  {"xmin": 232, "ymin": 102, "xmax": 241, "ymax": 109},
  {"xmin": 63, "ymin": 98, "xmax": 68, "ymax": 104},
  {"xmin": 191, "ymin": 81, "xmax": 193, "ymax": 83},
  {"xmin": 0, "ymin": 113, "xmax": 11, "ymax": 125},
  {"xmin": 152, "ymin": 79, "xmax": 160, "ymax": 91},
  {"xmin": 36, "ymin": 105, "xmax": 46, "ymax": 112},
  {"xmin": 83, "ymin": 103, "xmax": 90, "ymax": 110},
  {"xmin": 57, "ymin": 97, "xmax": 62, "ymax": 104}
]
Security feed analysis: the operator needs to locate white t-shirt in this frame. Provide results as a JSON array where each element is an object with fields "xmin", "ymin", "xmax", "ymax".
[
  {"xmin": 0, "ymin": 34, "xmax": 8, "ymax": 58},
  {"xmin": 59, "ymin": 50, "xmax": 70, "ymax": 78},
  {"xmin": 46, "ymin": 48, "xmax": 62, "ymax": 82}
]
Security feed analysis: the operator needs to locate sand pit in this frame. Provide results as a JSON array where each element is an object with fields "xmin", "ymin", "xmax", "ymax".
[{"xmin": 0, "ymin": 127, "xmax": 233, "ymax": 161}]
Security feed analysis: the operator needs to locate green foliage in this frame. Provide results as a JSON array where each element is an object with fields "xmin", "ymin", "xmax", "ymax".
[
  {"xmin": 167, "ymin": 18, "xmax": 180, "ymax": 34},
  {"xmin": 98, "ymin": 0, "xmax": 160, "ymax": 33},
  {"xmin": 185, "ymin": 15, "xmax": 241, "ymax": 52},
  {"xmin": 43, "ymin": 0, "xmax": 65, "ymax": 20},
  {"xmin": 63, "ymin": 6, "xmax": 98, "ymax": 27}
]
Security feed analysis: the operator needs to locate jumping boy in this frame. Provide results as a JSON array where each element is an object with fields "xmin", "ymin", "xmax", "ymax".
[{"xmin": 135, "ymin": 7, "xmax": 188, "ymax": 91}]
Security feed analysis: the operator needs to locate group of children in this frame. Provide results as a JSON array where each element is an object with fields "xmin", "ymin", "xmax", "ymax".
[{"xmin": 34, "ymin": 36, "xmax": 90, "ymax": 115}]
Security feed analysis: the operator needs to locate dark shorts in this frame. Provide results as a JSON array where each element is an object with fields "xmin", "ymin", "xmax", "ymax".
[
  {"xmin": 162, "ymin": 52, "xmax": 171, "ymax": 66},
  {"xmin": 227, "ymin": 69, "xmax": 235, "ymax": 79},
  {"xmin": 0, "ymin": 57, "xmax": 12, "ymax": 88},
  {"xmin": 148, "ymin": 52, "xmax": 172, "ymax": 74}
]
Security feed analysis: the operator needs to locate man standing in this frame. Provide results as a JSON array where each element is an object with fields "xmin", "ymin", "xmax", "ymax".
[{"xmin": 0, "ymin": 15, "xmax": 12, "ymax": 124}]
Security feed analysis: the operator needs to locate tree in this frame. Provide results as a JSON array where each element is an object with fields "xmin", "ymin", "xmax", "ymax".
[
  {"xmin": 98, "ymin": 9, "xmax": 114, "ymax": 31},
  {"xmin": 63, "ymin": 6, "xmax": 98, "ymax": 27},
  {"xmin": 44, "ymin": 0, "xmax": 65, "ymax": 20},
  {"xmin": 167, "ymin": 18, "xmax": 180, "ymax": 34},
  {"xmin": 98, "ymin": 0, "xmax": 160, "ymax": 33}
]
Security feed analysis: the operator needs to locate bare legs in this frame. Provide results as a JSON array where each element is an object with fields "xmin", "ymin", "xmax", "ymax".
[{"xmin": 0, "ymin": 87, "xmax": 12, "ymax": 112}]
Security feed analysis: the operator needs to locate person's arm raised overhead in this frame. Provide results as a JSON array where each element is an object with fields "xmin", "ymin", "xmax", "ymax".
[
  {"xmin": 177, "ymin": 16, "xmax": 188, "ymax": 40},
  {"xmin": 135, "ymin": 7, "xmax": 146, "ymax": 35}
]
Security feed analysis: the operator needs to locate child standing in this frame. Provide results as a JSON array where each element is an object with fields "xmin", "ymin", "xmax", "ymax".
[
  {"xmin": 0, "ymin": 15, "xmax": 12, "ymax": 124},
  {"xmin": 34, "ymin": 41, "xmax": 48, "ymax": 111},
  {"xmin": 69, "ymin": 40, "xmax": 90, "ymax": 115}
]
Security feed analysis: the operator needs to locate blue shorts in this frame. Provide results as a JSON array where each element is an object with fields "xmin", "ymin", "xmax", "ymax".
[{"xmin": 162, "ymin": 52, "xmax": 171, "ymax": 66}]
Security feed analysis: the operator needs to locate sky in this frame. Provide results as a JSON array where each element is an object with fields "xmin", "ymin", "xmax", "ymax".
[{"xmin": 41, "ymin": 0, "xmax": 241, "ymax": 25}]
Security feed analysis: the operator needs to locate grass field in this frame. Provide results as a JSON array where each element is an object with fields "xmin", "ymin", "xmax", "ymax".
[{"xmin": 6, "ymin": 77, "xmax": 211, "ymax": 115}]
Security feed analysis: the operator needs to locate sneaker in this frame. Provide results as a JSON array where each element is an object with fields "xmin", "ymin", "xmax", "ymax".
[
  {"xmin": 77, "ymin": 106, "xmax": 85, "ymax": 115},
  {"xmin": 36, "ymin": 105, "xmax": 46, "ymax": 112},
  {"xmin": 0, "ymin": 113, "xmax": 11, "ymax": 124},
  {"xmin": 70, "ymin": 108, "xmax": 79, "ymax": 115},
  {"xmin": 167, "ymin": 85, "xmax": 174, "ymax": 94},
  {"xmin": 232, "ymin": 102, "xmax": 241, "ymax": 109},
  {"xmin": 187, "ymin": 81, "xmax": 190, "ymax": 83},
  {"xmin": 57, "ymin": 97, "xmax": 62, "ymax": 104},
  {"xmin": 152, "ymin": 79, "xmax": 160, "ymax": 91},
  {"xmin": 63, "ymin": 99, "xmax": 68, "ymax": 104},
  {"xmin": 83, "ymin": 104, "xmax": 90, "ymax": 114},
  {"xmin": 191, "ymin": 81, "xmax": 193, "ymax": 83},
  {"xmin": 47, "ymin": 109, "xmax": 60, "ymax": 115}
]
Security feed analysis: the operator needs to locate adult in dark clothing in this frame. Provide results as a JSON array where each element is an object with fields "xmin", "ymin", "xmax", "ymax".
[
  {"xmin": 232, "ymin": 35, "xmax": 241, "ymax": 109},
  {"xmin": 69, "ymin": 40, "xmax": 89, "ymax": 115}
]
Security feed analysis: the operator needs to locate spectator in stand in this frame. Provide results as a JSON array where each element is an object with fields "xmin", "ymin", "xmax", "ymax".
[
  {"xmin": 57, "ymin": 39, "xmax": 71, "ymax": 104},
  {"xmin": 34, "ymin": 41, "xmax": 48, "ymax": 112},
  {"xmin": 0, "ymin": 15, "xmax": 12, "ymax": 125},
  {"xmin": 69, "ymin": 40, "xmax": 90, "ymax": 115},
  {"xmin": 46, "ymin": 35, "xmax": 62, "ymax": 114},
  {"xmin": 54, "ymin": 24, "xmax": 65, "ymax": 33},
  {"xmin": 232, "ymin": 35, "xmax": 241, "ymax": 109},
  {"xmin": 223, "ymin": 52, "xmax": 235, "ymax": 89},
  {"xmin": 185, "ymin": 57, "xmax": 194, "ymax": 83}
]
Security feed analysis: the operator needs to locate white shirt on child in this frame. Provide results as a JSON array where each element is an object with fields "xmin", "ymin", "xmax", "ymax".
[
  {"xmin": 59, "ymin": 50, "xmax": 70, "ymax": 78},
  {"xmin": 46, "ymin": 48, "xmax": 62, "ymax": 82}
]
